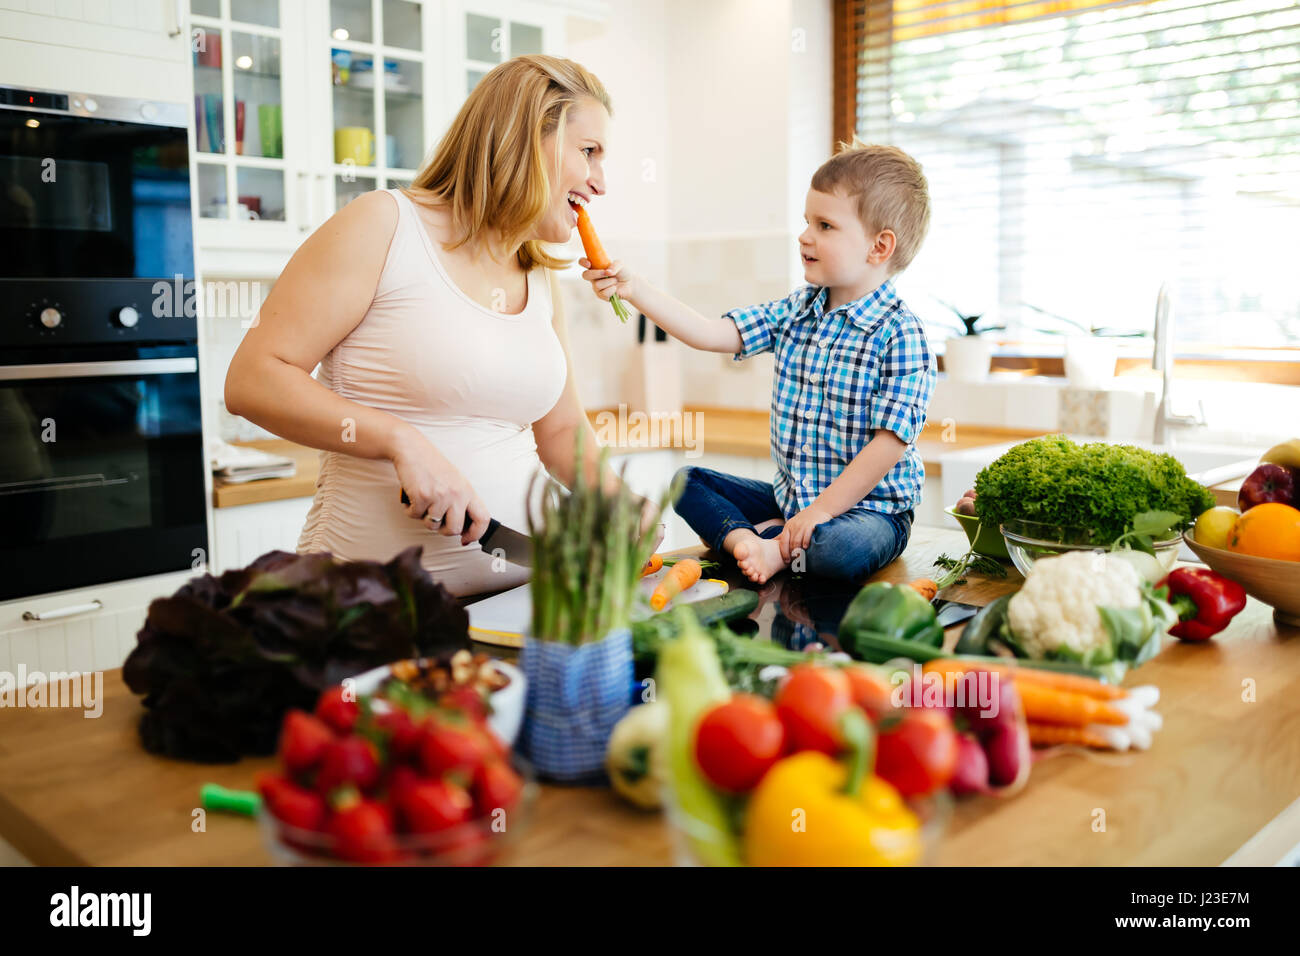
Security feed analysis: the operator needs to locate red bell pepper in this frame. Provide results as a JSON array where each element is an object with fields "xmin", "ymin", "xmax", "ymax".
[{"xmin": 1160, "ymin": 567, "xmax": 1247, "ymax": 642}]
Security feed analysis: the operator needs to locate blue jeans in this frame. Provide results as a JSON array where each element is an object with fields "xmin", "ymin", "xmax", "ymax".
[{"xmin": 671, "ymin": 466, "xmax": 914, "ymax": 582}]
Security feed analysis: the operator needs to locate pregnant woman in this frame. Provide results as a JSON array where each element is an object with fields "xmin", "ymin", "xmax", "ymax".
[{"xmin": 225, "ymin": 55, "xmax": 657, "ymax": 596}]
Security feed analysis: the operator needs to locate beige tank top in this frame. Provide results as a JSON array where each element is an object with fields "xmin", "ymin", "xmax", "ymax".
[{"xmin": 297, "ymin": 188, "xmax": 567, "ymax": 597}]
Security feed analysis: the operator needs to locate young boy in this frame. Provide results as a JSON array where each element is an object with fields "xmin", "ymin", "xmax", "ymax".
[{"xmin": 581, "ymin": 143, "xmax": 937, "ymax": 584}]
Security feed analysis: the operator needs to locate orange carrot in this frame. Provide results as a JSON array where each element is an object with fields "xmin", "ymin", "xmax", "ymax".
[
  {"xmin": 1027, "ymin": 722, "xmax": 1113, "ymax": 749},
  {"xmin": 908, "ymin": 578, "xmax": 939, "ymax": 602},
  {"xmin": 921, "ymin": 659, "xmax": 1126, "ymax": 701},
  {"xmin": 641, "ymin": 554, "xmax": 664, "ymax": 578},
  {"xmin": 1014, "ymin": 681, "xmax": 1128, "ymax": 727},
  {"xmin": 575, "ymin": 204, "xmax": 632, "ymax": 322},
  {"xmin": 650, "ymin": 558, "xmax": 702, "ymax": 611}
]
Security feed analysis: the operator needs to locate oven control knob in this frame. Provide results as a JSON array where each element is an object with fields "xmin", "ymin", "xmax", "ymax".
[
  {"xmin": 140, "ymin": 103, "xmax": 157, "ymax": 121},
  {"xmin": 38, "ymin": 307, "xmax": 63, "ymax": 329},
  {"xmin": 116, "ymin": 306, "xmax": 140, "ymax": 328}
]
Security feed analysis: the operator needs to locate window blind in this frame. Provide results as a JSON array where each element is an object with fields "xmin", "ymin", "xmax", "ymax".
[{"xmin": 848, "ymin": 0, "xmax": 1300, "ymax": 349}]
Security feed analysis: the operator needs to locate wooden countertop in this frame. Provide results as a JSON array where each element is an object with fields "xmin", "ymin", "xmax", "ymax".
[
  {"xmin": 213, "ymin": 410, "xmax": 1048, "ymax": 508},
  {"xmin": 1, "ymin": 526, "xmax": 1296, "ymax": 866}
]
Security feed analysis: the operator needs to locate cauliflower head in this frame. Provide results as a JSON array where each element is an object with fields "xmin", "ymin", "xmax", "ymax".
[{"xmin": 1007, "ymin": 551, "xmax": 1142, "ymax": 662}]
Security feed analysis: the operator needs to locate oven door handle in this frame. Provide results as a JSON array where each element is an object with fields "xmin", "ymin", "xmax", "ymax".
[{"xmin": 0, "ymin": 357, "xmax": 198, "ymax": 381}]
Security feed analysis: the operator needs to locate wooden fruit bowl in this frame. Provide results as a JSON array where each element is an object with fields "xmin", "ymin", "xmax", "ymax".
[{"xmin": 1183, "ymin": 531, "xmax": 1300, "ymax": 627}]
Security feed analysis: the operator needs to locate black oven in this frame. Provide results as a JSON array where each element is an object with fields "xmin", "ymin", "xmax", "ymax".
[{"xmin": 0, "ymin": 87, "xmax": 205, "ymax": 602}]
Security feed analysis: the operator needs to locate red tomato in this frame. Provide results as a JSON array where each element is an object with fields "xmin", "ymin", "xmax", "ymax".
[
  {"xmin": 774, "ymin": 665, "xmax": 852, "ymax": 755},
  {"xmin": 845, "ymin": 666, "xmax": 898, "ymax": 720},
  {"xmin": 693, "ymin": 694, "xmax": 786, "ymax": 792},
  {"xmin": 874, "ymin": 707, "xmax": 959, "ymax": 797}
]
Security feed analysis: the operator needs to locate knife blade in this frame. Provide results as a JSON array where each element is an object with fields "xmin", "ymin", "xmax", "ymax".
[{"xmin": 399, "ymin": 489, "xmax": 532, "ymax": 567}]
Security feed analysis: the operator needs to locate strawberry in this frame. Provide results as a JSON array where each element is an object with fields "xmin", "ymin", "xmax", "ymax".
[
  {"xmin": 316, "ymin": 736, "xmax": 381, "ymax": 794},
  {"xmin": 441, "ymin": 685, "xmax": 488, "ymax": 722},
  {"xmin": 278, "ymin": 710, "xmax": 335, "ymax": 774},
  {"xmin": 256, "ymin": 772, "xmax": 327, "ymax": 832},
  {"xmin": 374, "ymin": 708, "xmax": 422, "ymax": 763},
  {"xmin": 327, "ymin": 796, "xmax": 398, "ymax": 864},
  {"xmin": 419, "ymin": 719, "xmax": 490, "ymax": 779},
  {"xmin": 394, "ymin": 778, "xmax": 472, "ymax": 834},
  {"xmin": 315, "ymin": 685, "xmax": 359, "ymax": 734},
  {"xmin": 473, "ymin": 759, "xmax": 523, "ymax": 818}
]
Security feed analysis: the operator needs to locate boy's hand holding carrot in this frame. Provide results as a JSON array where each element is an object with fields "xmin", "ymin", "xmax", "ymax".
[{"xmin": 580, "ymin": 257, "xmax": 641, "ymax": 310}]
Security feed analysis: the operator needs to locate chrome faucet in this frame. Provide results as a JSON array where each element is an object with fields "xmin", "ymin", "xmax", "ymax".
[{"xmin": 1151, "ymin": 281, "xmax": 1207, "ymax": 445}]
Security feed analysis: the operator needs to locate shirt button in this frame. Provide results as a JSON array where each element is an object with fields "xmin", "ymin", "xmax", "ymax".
[
  {"xmin": 802, "ymin": 478, "xmax": 810, "ymax": 488},
  {"xmin": 802, "ymin": 408, "xmax": 813, "ymax": 419},
  {"xmin": 802, "ymin": 443, "xmax": 812, "ymax": 453},
  {"xmin": 818, "ymin": 340, "xmax": 828, "ymax": 349},
  {"xmin": 809, "ymin": 373, "xmax": 821, "ymax": 385}
]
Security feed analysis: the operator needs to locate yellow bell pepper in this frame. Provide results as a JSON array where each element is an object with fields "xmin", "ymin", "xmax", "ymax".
[{"xmin": 743, "ymin": 710, "xmax": 922, "ymax": 866}]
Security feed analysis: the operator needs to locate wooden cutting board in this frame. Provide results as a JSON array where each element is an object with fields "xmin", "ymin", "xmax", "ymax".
[{"xmin": 467, "ymin": 571, "xmax": 729, "ymax": 648}]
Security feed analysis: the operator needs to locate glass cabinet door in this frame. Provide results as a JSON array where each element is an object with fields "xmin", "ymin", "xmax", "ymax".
[
  {"xmin": 461, "ymin": 4, "xmax": 547, "ymax": 97},
  {"xmin": 327, "ymin": 0, "xmax": 427, "ymax": 212},
  {"xmin": 191, "ymin": 0, "xmax": 288, "ymax": 224}
]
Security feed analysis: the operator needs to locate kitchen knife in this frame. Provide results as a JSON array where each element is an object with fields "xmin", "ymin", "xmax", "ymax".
[{"xmin": 399, "ymin": 489, "xmax": 532, "ymax": 567}]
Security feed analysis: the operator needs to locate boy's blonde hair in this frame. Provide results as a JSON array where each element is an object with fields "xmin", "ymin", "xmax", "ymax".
[
  {"xmin": 408, "ymin": 55, "xmax": 611, "ymax": 271},
  {"xmin": 811, "ymin": 141, "xmax": 930, "ymax": 274}
]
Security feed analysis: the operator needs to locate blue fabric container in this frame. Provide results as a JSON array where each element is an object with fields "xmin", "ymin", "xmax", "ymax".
[{"xmin": 518, "ymin": 627, "xmax": 633, "ymax": 782}]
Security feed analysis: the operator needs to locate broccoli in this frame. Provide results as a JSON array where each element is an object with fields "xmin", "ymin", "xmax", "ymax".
[{"xmin": 974, "ymin": 435, "xmax": 1215, "ymax": 543}]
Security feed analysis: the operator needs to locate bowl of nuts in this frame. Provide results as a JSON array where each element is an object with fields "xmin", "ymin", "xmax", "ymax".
[{"xmin": 349, "ymin": 650, "xmax": 526, "ymax": 747}]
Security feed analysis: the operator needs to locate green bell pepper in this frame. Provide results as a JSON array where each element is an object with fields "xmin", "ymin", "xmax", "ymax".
[{"xmin": 836, "ymin": 582, "xmax": 945, "ymax": 661}]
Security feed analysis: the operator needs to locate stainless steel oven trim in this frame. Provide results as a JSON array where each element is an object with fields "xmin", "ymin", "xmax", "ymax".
[
  {"xmin": 0, "ymin": 86, "xmax": 187, "ymax": 129},
  {"xmin": 0, "ymin": 358, "xmax": 198, "ymax": 381}
]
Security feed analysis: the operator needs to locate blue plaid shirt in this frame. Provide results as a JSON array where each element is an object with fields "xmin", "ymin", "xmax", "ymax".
[{"xmin": 726, "ymin": 279, "xmax": 936, "ymax": 517}]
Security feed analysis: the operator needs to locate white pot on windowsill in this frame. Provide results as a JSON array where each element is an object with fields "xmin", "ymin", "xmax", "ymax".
[{"xmin": 944, "ymin": 335, "xmax": 993, "ymax": 383}]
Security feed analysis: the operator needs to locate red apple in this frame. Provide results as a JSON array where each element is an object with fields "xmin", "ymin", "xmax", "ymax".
[{"xmin": 1238, "ymin": 463, "xmax": 1297, "ymax": 512}]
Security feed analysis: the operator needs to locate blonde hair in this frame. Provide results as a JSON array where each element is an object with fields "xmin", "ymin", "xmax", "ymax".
[
  {"xmin": 407, "ymin": 55, "xmax": 612, "ymax": 270},
  {"xmin": 811, "ymin": 141, "xmax": 931, "ymax": 274}
]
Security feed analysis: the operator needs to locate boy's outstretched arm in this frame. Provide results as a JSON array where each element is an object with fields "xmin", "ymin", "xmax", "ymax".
[
  {"xmin": 579, "ymin": 257, "xmax": 743, "ymax": 353},
  {"xmin": 778, "ymin": 431, "xmax": 907, "ymax": 561}
]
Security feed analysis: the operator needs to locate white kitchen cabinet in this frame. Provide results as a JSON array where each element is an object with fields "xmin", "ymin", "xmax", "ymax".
[
  {"xmin": 184, "ymin": 0, "xmax": 572, "ymax": 276},
  {"xmin": 212, "ymin": 496, "xmax": 315, "ymax": 573},
  {"xmin": 0, "ymin": 568, "xmax": 199, "ymax": 677}
]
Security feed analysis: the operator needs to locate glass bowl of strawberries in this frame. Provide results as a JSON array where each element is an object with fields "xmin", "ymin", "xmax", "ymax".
[{"xmin": 257, "ymin": 679, "xmax": 536, "ymax": 866}]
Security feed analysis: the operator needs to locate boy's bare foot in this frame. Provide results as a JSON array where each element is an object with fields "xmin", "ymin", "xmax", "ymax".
[{"xmin": 731, "ymin": 533, "xmax": 789, "ymax": 585}]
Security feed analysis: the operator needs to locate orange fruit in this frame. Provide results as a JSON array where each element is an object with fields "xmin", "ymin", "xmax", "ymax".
[{"xmin": 1225, "ymin": 502, "xmax": 1300, "ymax": 561}]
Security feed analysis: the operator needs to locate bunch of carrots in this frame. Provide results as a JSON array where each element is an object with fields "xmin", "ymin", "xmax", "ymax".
[
  {"xmin": 575, "ymin": 204, "xmax": 632, "ymax": 323},
  {"xmin": 922, "ymin": 659, "xmax": 1162, "ymax": 752}
]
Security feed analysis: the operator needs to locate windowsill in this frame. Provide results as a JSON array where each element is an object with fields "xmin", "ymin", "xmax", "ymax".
[{"xmin": 933, "ymin": 342, "xmax": 1300, "ymax": 386}]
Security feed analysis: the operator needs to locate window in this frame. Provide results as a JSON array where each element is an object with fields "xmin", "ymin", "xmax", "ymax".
[{"xmin": 836, "ymin": 0, "xmax": 1300, "ymax": 351}]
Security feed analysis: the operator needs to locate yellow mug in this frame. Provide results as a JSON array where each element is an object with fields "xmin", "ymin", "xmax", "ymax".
[{"xmin": 334, "ymin": 127, "xmax": 375, "ymax": 166}]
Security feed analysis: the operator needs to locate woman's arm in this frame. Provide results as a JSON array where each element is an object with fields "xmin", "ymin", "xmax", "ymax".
[
  {"xmin": 532, "ymin": 269, "xmax": 619, "ymax": 492},
  {"xmin": 224, "ymin": 190, "xmax": 404, "ymax": 459},
  {"xmin": 533, "ymin": 271, "xmax": 663, "ymax": 544},
  {"xmin": 224, "ymin": 190, "xmax": 489, "ymax": 542}
]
